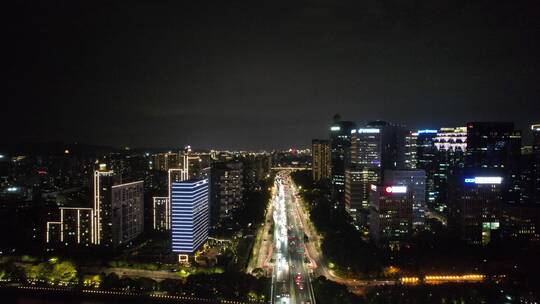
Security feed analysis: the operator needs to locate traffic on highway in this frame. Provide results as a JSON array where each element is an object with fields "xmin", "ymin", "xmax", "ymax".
[{"xmin": 271, "ymin": 171, "xmax": 315, "ymax": 304}]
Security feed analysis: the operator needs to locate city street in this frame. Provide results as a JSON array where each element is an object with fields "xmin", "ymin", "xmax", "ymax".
[
  {"xmin": 271, "ymin": 171, "xmax": 316, "ymax": 304},
  {"xmin": 247, "ymin": 196, "xmax": 274, "ymax": 274}
]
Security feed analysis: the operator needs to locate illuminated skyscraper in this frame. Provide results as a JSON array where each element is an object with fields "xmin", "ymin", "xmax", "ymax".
[
  {"xmin": 93, "ymin": 167, "xmax": 114, "ymax": 246},
  {"xmin": 47, "ymin": 165, "xmax": 144, "ymax": 249},
  {"xmin": 533, "ymin": 124, "xmax": 540, "ymax": 205},
  {"xmin": 432, "ymin": 127, "xmax": 467, "ymax": 211},
  {"xmin": 465, "ymin": 122, "xmax": 521, "ymax": 204},
  {"xmin": 345, "ymin": 167, "xmax": 379, "ymax": 229},
  {"xmin": 501, "ymin": 204, "xmax": 540, "ymax": 242},
  {"xmin": 384, "ymin": 169, "xmax": 426, "ymax": 229},
  {"xmin": 210, "ymin": 161, "xmax": 243, "ymax": 226},
  {"xmin": 405, "ymin": 131, "xmax": 417, "ymax": 169},
  {"xmin": 329, "ymin": 115, "xmax": 356, "ymax": 203},
  {"xmin": 448, "ymin": 173, "xmax": 504, "ymax": 245},
  {"xmin": 152, "ymin": 196, "xmax": 169, "ymax": 231},
  {"xmin": 110, "ymin": 180, "xmax": 144, "ymax": 246},
  {"xmin": 349, "ymin": 126, "xmax": 383, "ymax": 227},
  {"xmin": 369, "ymin": 184, "xmax": 413, "ymax": 247},
  {"xmin": 171, "ymin": 178, "xmax": 209, "ymax": 259},
  {"xmin": 46, "ymin": 207, "xmax": 94, "ymax": 247},
  {"xmin": 533, "ymin": 124, "xmax": 540, "ymax": 153},
  {"xmin": 153, "ymin": 152, "xmax": 180, "ymax": 171},
  {"xmin": 351, "ymin": 127, "xmax": 382, "ymax": 169},
  {"xmin": 416, "ymin": 129, "xmax": 438, "ymax": 208},
  {"xmin": 311, "ymin": 139, "xmax": 331, "ymax": 182},
  {"xmin": 93, "ymin": 166, "xmax": 144, "ymax": 248},
  {"xmin": 242, "ymin": 153, "xmax": 272, "ymax": 189},
  {"xmin": 364, "ymin": 121, "xmax": 408, "ymax": 172}
]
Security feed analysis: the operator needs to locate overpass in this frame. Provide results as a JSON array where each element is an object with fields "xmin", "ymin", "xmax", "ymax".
[{"xmin": 270, "ymin": 167, "xmax": 311, "ymax": 171}]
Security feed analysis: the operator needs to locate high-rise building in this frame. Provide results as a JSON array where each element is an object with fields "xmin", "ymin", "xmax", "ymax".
[
  {"xmin": 432, "ymin": 127, "xmax": 467, "ymax": 212},
  {"xmin": 93, "ymin": 167, "xmax": 115, "ymax": 246},
  {"xmin": 465, "ymin": 122, "xmax": 521, "ymax": 204},
  {"xmin": 93, "ymin": 166, "xmax": 144, "ymax": 248},
  {"xmin": 47, "ymin": 165, "xmax": 144, "ymax": 249},
  {"xmin": 46, "ymin": 207, "xmax": 94, "ymax": 247},
  {"xmin": 384, "ymin": 170, "xmax": 427, "ymax": 229},
  {"xmin": 150, "ymin": 154, "xmax": 210, "ymax": 233},
  {"xmin": 365, "ymin": 121, "xmax": 408, "ymax": 172},
  {"xmin": 532, "ymin": 124, "xmax": 540, "ymax": 205},
  {"xmin": 344, "ymin": 167, "xmax": 379, "ymax": 228},
  {"xmin": 348, "ymin": 121, "xmax": 409, "ymax": 228},
  {"xmin": 369, "ymin": 184, "xmax": 413, "ymax": 247},
  {"xmin": 210, "ymin": 161, "xmax": 243, "ymax": 226},
  {"xmin": 433, "ymin": 127, "xmax": 467, "ymax": 152},
  {"xmin": 171, "ymin": 179, "xmax": 209, "ymax": 260},
  {"xmin": 533, "ymin": 124, "xmax": 540, "ymax": 153},
  {"xmin": 153, "ymin": 152, "xmax": 180, "ymax": 171},
  {"xmin": 405, "ymin": 132, "xmax": 417, "ymax": 169},
  {"xmin": 448, "ymin": 173, "xmax": 504, "ymax": 245},
  {"xmin": 501, "ymin": 204, "xmax": 540, "ymax": 242},
  {"xmin": 242, "ymin": 153, "xmax": 271, "ymax": 189},
  {"xmin": 110, "ymin": 180, "xmax": 144, "ymax": 246},
  {"xmin": 329, "ymin": 116, "xmax": 357, "ymax": 202},
  {"xmin": 351, "ymin": 128, "xmax": 382, "ymax": 169},
  {"xmin": 312, "ymin": 139, "xmax": 331, "ymax": 182},
  {"xmin": 152, "ymin": 196, "xmax": 169, "ymax": 231},
  {"xmin": 520, "ymin": 149, "xmax": 536, "ymax": 204},
  {"xmin": 416, "ymin": 129, "xmax": 438, "ymax": 208},
  {"xmin": 61, "ymin": 207, "xmax": 94, "ymax": 246}
]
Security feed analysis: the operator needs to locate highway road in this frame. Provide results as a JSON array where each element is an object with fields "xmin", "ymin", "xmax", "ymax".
[{"xmin": 271, "ymin": 171, "xmax": 315, "ymax": 304}]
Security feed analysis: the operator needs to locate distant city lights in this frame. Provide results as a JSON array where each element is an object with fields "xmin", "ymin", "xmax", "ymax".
[
  {"xmin": 464, "ymin": 177, "xmax": 503, "ymax": 184},
  {"xmin": 330, "ymin": 126, "xmax": 341, "ymax": 131}
]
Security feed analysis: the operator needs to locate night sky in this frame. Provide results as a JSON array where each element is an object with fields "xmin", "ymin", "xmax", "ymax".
[{"xmin": 5, "ymin": 0, "xmax": 540, "ymax": 150}]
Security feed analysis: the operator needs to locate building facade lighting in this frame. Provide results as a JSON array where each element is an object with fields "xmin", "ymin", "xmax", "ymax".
[
  {"xmin": 384, "ymin": 186, "xmax": 407, "ymax": 193},
  {"xmin": 464, "ymin": 177, "xmax": 503, "ymax": 184},
  {"xmin": 357, "ymin": 128, "xmax": 380, "ymax": 133}
]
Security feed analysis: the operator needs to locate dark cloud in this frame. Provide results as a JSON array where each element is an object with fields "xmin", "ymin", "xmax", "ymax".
[{"xmin": 4, "ymin": 0, "xmax": 540, "ymax": 149}]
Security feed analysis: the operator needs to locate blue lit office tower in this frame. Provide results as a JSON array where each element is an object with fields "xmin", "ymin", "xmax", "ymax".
[{"xmin": 171, "ymin": 179, "xmax": 209, "ymax": 256}]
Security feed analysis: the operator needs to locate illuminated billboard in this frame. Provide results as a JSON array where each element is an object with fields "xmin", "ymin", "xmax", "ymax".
[
  {"xmin": 464, "ymin": 177, "xmax": 502, "ymax": 184},
  {"xmin": 357, "ymin": 128, "xmax": 380, "ymax": 134},
  {"xmin": 384, "ymin": 186, "xmax": 407, "ymax": 194}
]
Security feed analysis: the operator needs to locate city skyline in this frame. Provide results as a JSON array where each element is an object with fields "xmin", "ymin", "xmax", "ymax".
[{"xmin": 2, "ymin": 1, "xmax": 540, "ymax": 303}]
